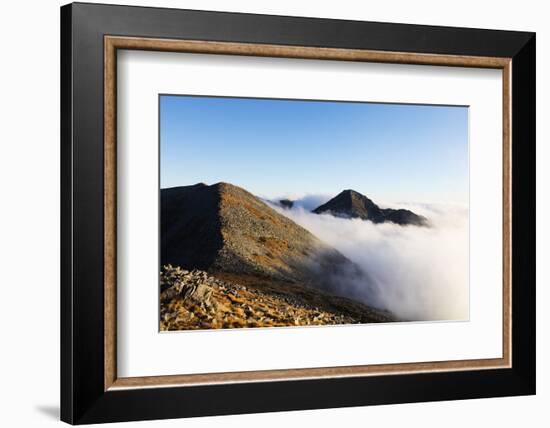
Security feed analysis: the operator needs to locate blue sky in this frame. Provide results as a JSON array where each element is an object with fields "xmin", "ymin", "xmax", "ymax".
[{"xmin": 160, "ymin": 95, "xmax": 468, "ymax": 204}]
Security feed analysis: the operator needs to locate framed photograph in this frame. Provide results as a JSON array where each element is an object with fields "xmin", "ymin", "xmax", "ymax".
[{"xmin": 60, "ymin": 2, "xmax": 536, "ymax": 424}]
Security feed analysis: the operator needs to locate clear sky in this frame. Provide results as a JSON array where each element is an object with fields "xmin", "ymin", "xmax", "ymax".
[{"xmin": 160, "ymin": 95, "xmax": 468, "ymax": 204}]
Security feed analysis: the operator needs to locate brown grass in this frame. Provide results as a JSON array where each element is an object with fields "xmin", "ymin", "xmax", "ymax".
[{"xmin": 160, "ymin": 271, "xmax": 394, "ymax": 331}]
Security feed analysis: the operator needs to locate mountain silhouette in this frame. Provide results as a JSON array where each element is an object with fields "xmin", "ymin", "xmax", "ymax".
[{"xmin": 313, "ymin": 189, "xmax": 428, "ymax": 226}]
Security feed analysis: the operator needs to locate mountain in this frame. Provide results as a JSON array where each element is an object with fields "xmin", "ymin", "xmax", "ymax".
[
  {"xmin": 278, "ymin": 199, "xmax": 294, "ymax": 209},
  {"xmin": 312, "ymin": 189, "xmax": 428, "ymax": 226},
  {"xmin": 161, "ymin": 182, "xmax": 394, "ymax": 327},
  {"xmin": 162, "ymin": 182, "xmax": 354, "ymax": 284}
]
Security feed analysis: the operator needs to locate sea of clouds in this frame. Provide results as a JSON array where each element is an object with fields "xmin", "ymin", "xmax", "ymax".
[{"xmin": 268, "ymin": 196, "xmax": 469, "ymax": 322}]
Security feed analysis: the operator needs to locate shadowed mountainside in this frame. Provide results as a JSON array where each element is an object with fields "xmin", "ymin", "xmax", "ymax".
[
  {"xmin": 161, "ymin": 183, "xmax": 223, "ymax": 272},
  {"xmin": 312, "ymin": 189, "xmax": 428, "ymax": 226}
]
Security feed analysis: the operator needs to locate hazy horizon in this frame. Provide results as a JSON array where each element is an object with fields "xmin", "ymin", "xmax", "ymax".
[{"xmin": 160, "ymin": 95, "xmax": 469, "ymax": 205}]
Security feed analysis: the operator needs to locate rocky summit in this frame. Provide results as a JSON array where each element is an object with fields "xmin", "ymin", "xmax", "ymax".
[{"xmin": 312, "ymin": 189, "xmax": 429, "ymax": 226}]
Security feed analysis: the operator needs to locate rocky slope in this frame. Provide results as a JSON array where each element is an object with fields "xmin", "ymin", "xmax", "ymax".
[
  {"xmin": 160, "ymin": 182, "xmax": 392, "ymax": 328},
  {"xmin": 162, "ymin": 182, "xmax": 356, "ymax": 286},
  {"xmin": 160, "ymin": 265, "xmax": 394, "ymax": 330},
  {"xmin": 313, "ymin": 189, "xmax": 428, "ymax": 226}
]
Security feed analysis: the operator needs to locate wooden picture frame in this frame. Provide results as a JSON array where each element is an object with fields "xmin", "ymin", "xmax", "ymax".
[{"xmin": 61, "ymin": 2, "xmax": 535, "ymax": 424}]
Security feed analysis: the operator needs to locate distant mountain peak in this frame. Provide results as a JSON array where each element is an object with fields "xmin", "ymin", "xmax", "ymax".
[
  {"xmin": 313, "ymin": 189, "xmax": 428, "ymax": 226},
  {"xmin": 278, "ymin": 199, "xmax": 295, "ymax": 209},
  {"xmin": 313, "ymin": 189, "xmax": 384, "ymax": 222}
]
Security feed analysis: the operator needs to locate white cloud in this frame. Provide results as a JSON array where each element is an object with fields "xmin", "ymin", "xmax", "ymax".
[{"xmin": 269, "ymin": 200, "xmax": 469, "ymax": 321}]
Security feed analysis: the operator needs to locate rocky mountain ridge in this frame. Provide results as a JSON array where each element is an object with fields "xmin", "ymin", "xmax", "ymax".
[
  {"xmin": 161, "ymin": 182, "xmax": 355, "ymax": 285},
  {"xmin": 312, "ymin": 189, "xmax": 428, "ymax": 226}
]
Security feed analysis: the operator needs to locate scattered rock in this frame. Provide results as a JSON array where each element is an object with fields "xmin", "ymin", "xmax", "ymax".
[
  {"xmin": 160, "ymin": 265, "xmax": 217, "ymax": 308},
  {"xmin": 160, "ymin": 265, "xmax": 396, "ymax": 331}
]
